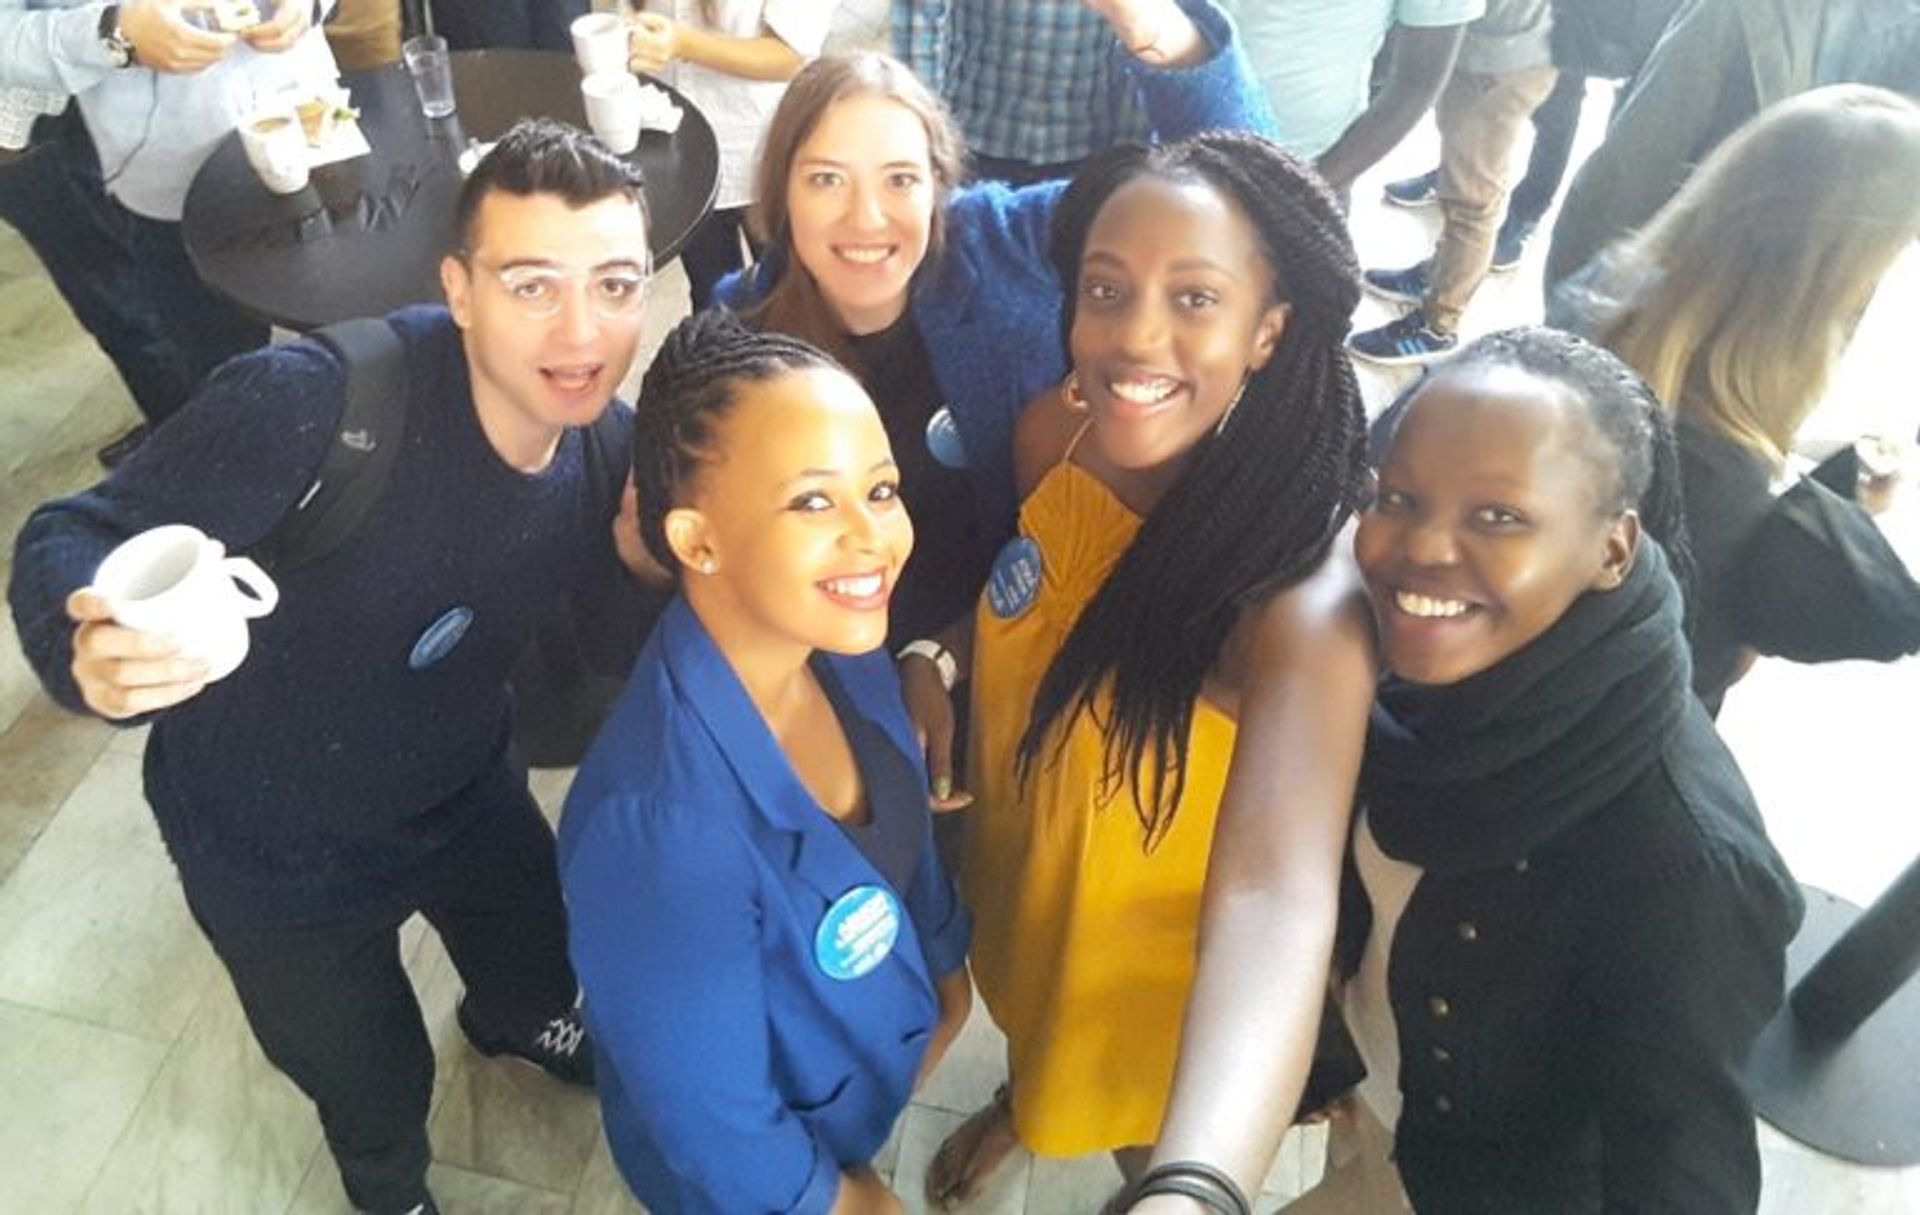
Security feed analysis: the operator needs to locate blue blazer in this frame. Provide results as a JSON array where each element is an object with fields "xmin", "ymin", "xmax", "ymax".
[
  {"xmin": 715, "ymin": 0, "xmax": 1276, "ymax": 550},
  {"xmin": 559, "ymin": 597, "xmax": 971, "ymax": 1215}
]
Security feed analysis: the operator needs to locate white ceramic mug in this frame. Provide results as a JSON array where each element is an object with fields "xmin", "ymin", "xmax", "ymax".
[
  {"xmin": 571, "ymin": 12, "xmax": 631, "ymax": 76},
  {"xmin": 92, "ymin": 525, "xmax": 281, "ymax": 682},
  {"xmin": 237, "ymin": 107, "xmax": 310, "ymax": 194},
  {"xmin": 581, "ymin": 71, "xmax": 642, "ymax": 155}
]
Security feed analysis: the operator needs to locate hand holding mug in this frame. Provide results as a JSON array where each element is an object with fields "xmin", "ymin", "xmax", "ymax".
[
  {"xmin": 628, "ymin": 12, "xmax": 681, "ymax": 76},
  {"xmin": 66, "ymin": 590, "xmax": 211, "ymax": 720}
]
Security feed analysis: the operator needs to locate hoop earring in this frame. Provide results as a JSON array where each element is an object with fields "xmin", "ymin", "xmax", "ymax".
[
  {"xmin": 1061, "ymin": 369, "xmax": 1089, "ymax": 413},
  {"xmin": 1214, "ymin": 374, "xmax": 1249, "ymax": 438}
]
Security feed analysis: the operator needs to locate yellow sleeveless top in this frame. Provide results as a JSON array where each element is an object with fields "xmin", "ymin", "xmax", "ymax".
[{"xmin": 967, "ymin": 456, "xmax": 1237, "ymax": 1156}]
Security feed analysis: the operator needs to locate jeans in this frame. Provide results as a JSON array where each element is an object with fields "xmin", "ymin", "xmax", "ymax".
[
  {"xmin": 1426, "ymin": 64, "xmax": 1560, "ymax": 333},
  {"xmin": 117, "ymin": 204, "xmax": 270, "ymax": 418},
  {"xmin": 0, "ymin": 109, "xmax": 189, "ymax": 423},
  {"xmin": 186, "ymin": 761, "xmax": 579, "ymax": 1214}
]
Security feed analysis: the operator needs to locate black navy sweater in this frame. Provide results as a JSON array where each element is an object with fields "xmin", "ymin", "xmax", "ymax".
[{"xmin": 9, "ymin": 306, "xmax": 636, "ymax": 930}]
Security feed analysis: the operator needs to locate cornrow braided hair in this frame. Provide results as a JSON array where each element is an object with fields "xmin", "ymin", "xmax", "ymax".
[
  {"xmin": 1016, "ymin": 130, "xmax": 1371, "ymax": 850},
  {"xmin": 1443, "ymin": 327, "xmax": 1698, "ymax": 621},
  {"xmin": 630, "ymin": 309, "xmax": 841, "ymax": 573}
]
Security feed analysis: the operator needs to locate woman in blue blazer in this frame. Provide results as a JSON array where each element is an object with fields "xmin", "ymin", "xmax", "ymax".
[{"xmin": 559, "ymin": 312, "xmax": 972, "ymax": 1214}]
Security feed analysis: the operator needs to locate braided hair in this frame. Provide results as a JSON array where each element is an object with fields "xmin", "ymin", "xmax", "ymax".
[
  {"xmin": 1016, "ymin": 131, "xmax": 1371, "ymax": 849},
  {"xmin": 1438, "ymin": 327, "xmax": 1697, "ymax": 617},
  {"xmin": 630, "ymin": 309, "xmax": 842, "ymax": 573}
]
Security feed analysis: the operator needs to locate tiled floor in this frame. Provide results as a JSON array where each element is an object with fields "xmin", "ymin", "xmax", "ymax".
[{"xmin": 4, "ymin": 67, "xmax": 1920, "ymax": 1215}]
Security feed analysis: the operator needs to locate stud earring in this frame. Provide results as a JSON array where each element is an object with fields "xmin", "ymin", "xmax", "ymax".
[
  {"xmin": 1061, "ymin": 369, "xmax": 1089, "ymax": 413},
  {"xmin": 698, "ymin": 558, "xmax": 716, "ymax": 574}
]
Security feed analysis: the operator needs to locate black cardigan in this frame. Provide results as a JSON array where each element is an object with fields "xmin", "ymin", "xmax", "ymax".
[{"xmin": 1341, "ymin": 699, "xmax": 1802, "ymax": 1213}]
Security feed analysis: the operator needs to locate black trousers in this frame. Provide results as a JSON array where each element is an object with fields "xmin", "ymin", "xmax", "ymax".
[
  {"xmin": 117, "ymin": 206, "xmax": 269, "ymax": 421},
  {"xmin": 0, "ymin": 109, "xmax": 192, "ymax": 423},
  {"xmin": 186, "ymin": 767, "xmax": 577, "ymax": 1214}
]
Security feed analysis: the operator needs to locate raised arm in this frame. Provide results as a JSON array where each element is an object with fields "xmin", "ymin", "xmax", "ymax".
[{"xmin": 1139, "ymin": 544, "xmax": 1375, "ymax": 1203}]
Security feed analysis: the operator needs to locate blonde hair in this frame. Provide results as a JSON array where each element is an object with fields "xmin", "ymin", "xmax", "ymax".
[
  {"xmin": 1596, "ymin": 85, "xmax": 1920, "ymax": 469},
  {"xmin": 744, "ymin": 52, "xmax": 967, "ymax": 364}
]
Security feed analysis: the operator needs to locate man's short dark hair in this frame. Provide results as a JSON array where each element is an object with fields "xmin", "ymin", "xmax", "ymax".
[{"xmin": 452, "ymin": 118, "xmax": 648, "ymax": 253}]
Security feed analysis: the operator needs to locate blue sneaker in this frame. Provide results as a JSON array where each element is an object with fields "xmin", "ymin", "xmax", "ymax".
[
  {"xmin": 1383, "ymin": 169, "xmax": 1439, "ymax": 208},
  {"xmin": 1490, "ymin": 220, "xmax": 1535, "ymax": 273},
  {"xmin": 1347, "ymin": 310, "xmax": 1458, "ymax": 366},
  {"xmin": 1362, "ymin": 261, "xmax": 1430, "ymax": 307}
]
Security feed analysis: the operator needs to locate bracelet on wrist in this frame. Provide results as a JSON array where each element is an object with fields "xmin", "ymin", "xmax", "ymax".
[
  {"xmin": 1114, "ymin": 1161, "xmax": 1250, "ymax": 1215},
  {"xmin": 896, "ymin": 639, "xmax": 958, "ymax": 693}
]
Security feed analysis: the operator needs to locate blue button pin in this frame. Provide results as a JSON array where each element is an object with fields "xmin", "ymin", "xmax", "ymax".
[
  {"xmin": 814, "ymin": 885, "xmax": 902, "ymax": 981},
  {"xmin": 986, "ymin": 536, "xmax": 1043, "ymax": 619},
  {"xmin": 925, "ymin": 407, "xmax": 969, "ymax": 469},
  {"xmin": 408, "ymin": 606, "xmax": 474, "ymax": 671}
]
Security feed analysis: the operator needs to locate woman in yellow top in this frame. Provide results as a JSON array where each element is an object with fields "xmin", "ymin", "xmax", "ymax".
[{"xmin": 932, "ymin": 131, "xmax": 1377, "ymax": 1213}]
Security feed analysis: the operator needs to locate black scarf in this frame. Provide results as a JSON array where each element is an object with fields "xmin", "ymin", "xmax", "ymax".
[{"xmin": 1361, "ymin": 542, "xmax": 1691, "ymax": 874}]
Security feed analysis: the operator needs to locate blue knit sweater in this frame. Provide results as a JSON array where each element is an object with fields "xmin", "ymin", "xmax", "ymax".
[
  {"xmin": 8, "ymin": 306, "xmax": 635, "ymax": 929},
  {"xmin": 717, "ymin": 0, "xmax": 1275, "ymax": 544}
]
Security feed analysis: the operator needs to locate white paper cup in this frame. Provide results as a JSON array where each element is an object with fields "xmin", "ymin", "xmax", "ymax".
[
  {"xmin": 93, "ymin": 525, "xmax": 280, "ymax": 682},
  {"xmin": 581, "ymin": 71, "xmax": 642, "ymax": 155},
  {"xmin": 238, "ymin": 108, "xmax": 310, "ymax": 194},
  {"xmin": 571, "ymin": 12, "xmax": 631, "ymax": 76}
]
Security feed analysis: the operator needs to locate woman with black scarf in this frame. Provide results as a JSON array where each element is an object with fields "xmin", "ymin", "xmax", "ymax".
[{"xmin": 1291, "ymin": 328, "xmax": 1804, "ymax": 1214}]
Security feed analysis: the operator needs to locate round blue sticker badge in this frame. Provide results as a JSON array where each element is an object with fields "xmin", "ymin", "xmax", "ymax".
[
  {"xmin": 924, "ymin": 407, "xmax": 969, "ymax": 470},
  {"xmin": 986, "ymin": 536, "xmax": 1043, "ymax": 619},
  {"xmin": 408, "ymin": 606, "xmax": 474, "ymax": 671},
  {"xmin": 814, "ymin": 885, "xmax": 902, "ymax": 982}
]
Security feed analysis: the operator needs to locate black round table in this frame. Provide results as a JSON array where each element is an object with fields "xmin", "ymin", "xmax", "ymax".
[{"xmin": 182, "ymin": 50, "xmax": 718, "ymax": 330}]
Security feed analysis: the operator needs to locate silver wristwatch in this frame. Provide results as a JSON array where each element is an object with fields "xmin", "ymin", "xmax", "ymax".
[
  {"xmin": 98, "ymin": 5, "xmax": 135, "ymax": 69},
  {"xmin": 897, "ymin": 639, "xmax": 959, "ymax": 693}
]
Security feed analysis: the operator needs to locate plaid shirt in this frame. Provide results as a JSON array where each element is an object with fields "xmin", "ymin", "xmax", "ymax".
[{"xmin": 893, "ymin": 0, "xmax": 1150, "ymax": 165}]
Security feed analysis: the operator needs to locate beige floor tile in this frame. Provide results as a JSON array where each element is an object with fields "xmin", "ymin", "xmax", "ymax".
[
  {"xmin": 914, "ymin": 986, "xmax": 1009, "ymax": 1117},
  {"xmin": 1023, "ymin": 1150, "xmax": 1124, "ymax": 1214},
  {"xmin": 0, "ymin": 998, "xmax": 171, "ymax": 1213},
  {"xmin": 426, "ymin": 1033, "xmax": 603, "ymax": 1194},
  {"xmin": 1757, "ymin": 1122, "xmax": 1920, "ymax": 1215},
  {"xmin": 569, "ymin": 1130, "xmax": 648, "ymax": 1215},
  {"xmin": 0, "ymin": 692, "xmax": 113, "ymax": 882},
  {"xmin": 890, "ymin": 1103, "xmax": 1032, "ymax": 1215},
  {"xmin": 107, "ymin": 722, "xmax": 151, "ymax": 758},
  {"xmin": 1260, "ymin": 1122, "xmax": 1329, "ymax": 1203},
  {"xmin": 0, "ymin": 750, "xmax": 218, "ymax": 1040},
  {"xmin": 288, "ymin": 1157, "xmax": 577, "ymax": 1215},
  {"xmin": 80, "ymin": 975, "xmax": 324, "ymax": 1215}
]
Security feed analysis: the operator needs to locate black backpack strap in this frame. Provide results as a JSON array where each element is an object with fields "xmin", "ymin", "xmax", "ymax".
[{"xmin": 256, "ymin": 318, "xmax": 410, "ymax": 574}]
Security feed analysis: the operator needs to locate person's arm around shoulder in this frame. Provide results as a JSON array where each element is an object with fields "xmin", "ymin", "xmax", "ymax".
[
  {"xmin": 563, "ymin": 787, "xmax": 896, "ymax": 1213},
  {"xmin": 1578, "ymin": 809, "xmax": 1799, "ymax": 1211},
  {"xmin": 1139, "ymin": 537, "xmax": 1375, "ymax": 1205},
  {"xmin": 1315, "ymin": 19, "xmax": 1471, "ymax": 194}
]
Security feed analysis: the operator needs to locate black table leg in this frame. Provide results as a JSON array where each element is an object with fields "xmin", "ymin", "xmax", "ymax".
[{"xmin": 1744, "ymin": 863, "xmax": 1920, "ymax": 1166}]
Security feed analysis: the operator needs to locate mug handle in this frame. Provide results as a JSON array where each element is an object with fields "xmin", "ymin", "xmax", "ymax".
[{"xmin": 221, "ymin": 557, "xmax": 281, "ymax": 618}]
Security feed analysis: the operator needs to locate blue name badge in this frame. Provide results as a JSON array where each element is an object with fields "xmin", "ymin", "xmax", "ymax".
[
  {"xmin": 815, "ymin": 885, "xmax": 902, "ymax": 982},
  {"xmin": 408, "ymin": 606, "xmax": 474, "ymax": 671},
  {"xmin": 986, "ymin": 535, "xmax": 1043, "ymax": 619},
  {"xmin": 925, "ymin": 407, "xmax": 969, "ymax": 469}
]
